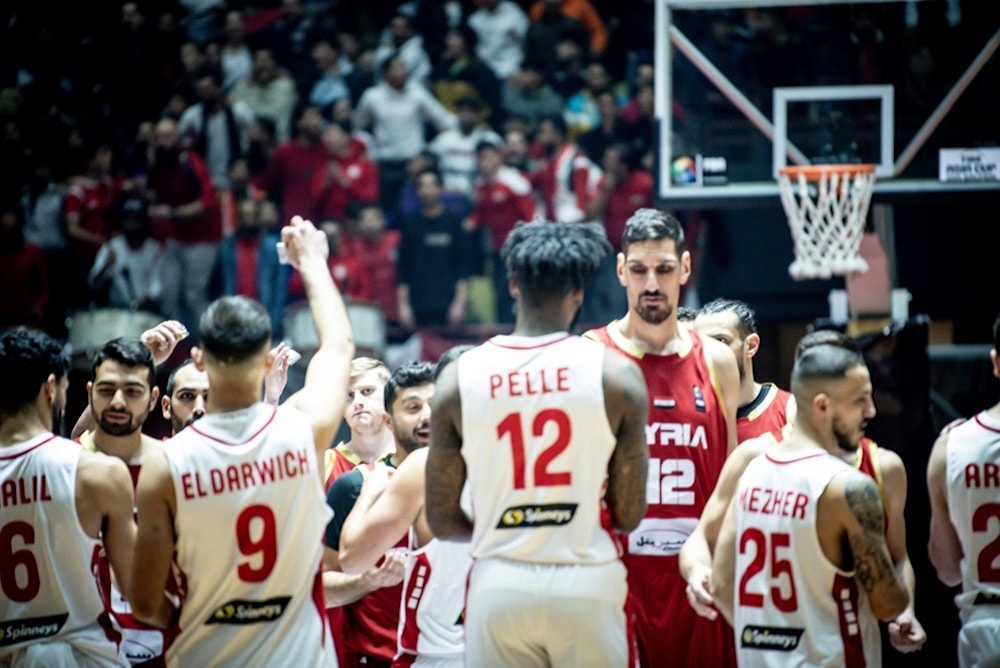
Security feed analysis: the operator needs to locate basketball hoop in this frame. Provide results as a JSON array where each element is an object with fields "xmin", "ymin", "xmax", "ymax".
[{"xmin": 778, "ymin": 164, "xmax": 876, "ymax": 280}]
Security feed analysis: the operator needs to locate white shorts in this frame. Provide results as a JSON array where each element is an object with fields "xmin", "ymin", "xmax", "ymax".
[
  {"xmin": 959, "ymin": 609, "xmax": 1000, "ymax": 668},
  {"xmin": 0, "ymin": 638, "xmax": 127, "ymax": 668},
  {"xmin": 465, "ymin": 558, "xmax": 629, "ymax": 668}
]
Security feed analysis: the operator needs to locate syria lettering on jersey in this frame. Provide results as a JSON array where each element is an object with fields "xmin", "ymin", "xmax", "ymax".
[
  {"xmin": 0, "ymin": 476, "xmax": 52, "ymax": 507},
  {"xmin": 489, "ymin": 367, "xmax": 570, "ymax": 399},
  {"xmin": 495, "ymin": 503, "xmax": 577, "ymax": 529},
  {"xmin": 964, "ymin": 462, "xmax": 1000, "ymax": 488},
  {"xmin": 0, "ymin": 614, "xmax": 68, "ymax": 647},
  {"xmin": 740, "ymin": 625, "xmax": 804, "ymax": 651},
  {"xmin": 738, "ymin": 486, "xmax": 809, "ymax": 520},
  {"xmin": 645, "ymin": 422, "xmax": 708, "ymax": 449},
  {"xmin": 206, "ymin": 597, "xmax": 290, "ymax": 625},
  {"xmin": 180, "ymin": 449, "xmax": 310, "ymax": 500}
]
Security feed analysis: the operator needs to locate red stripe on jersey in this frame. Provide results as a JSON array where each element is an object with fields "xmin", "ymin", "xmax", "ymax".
[
  {"xmin": 974, "ymin": 414, "xmax": 1000, "ymax": 433},
  {"xmin": 763, "ymin": 451, "xmax": 828, "ymax": 466},
  {"xmin": 399, "ymin": 552, "xmax": 431, "ymax": 654},
  {"xmin": 486, "ymin": 334, "xmax": 574, "ymax": 350},
  {"xmin": 189, "ymin": 406, "xmax": 278, "ymax": 445},
  {"xmin": 0, "ymin": 434, "xmax": 58, "ymax": 459},
  {"xmin": 393, "ymin": 651, "xmax": 417, "ymax": 667},
  {"xmin": 832, "ymin": 573, "xmax": 866, "ymax": 668},
  {"xmin": 312, "ymin": 567, "xmax": 329, "ymax": 648}
]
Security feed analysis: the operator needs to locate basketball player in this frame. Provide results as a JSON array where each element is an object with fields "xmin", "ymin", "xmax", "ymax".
[
  {"xmin": 427, "ymin": 220, "xmax": 650, "ymax": 666},
  {"xmin": 160, "ymin": 360, "xmax": 209, "ymax": 436},
  {"xmin": 130, "ymin": 215, "xmax": 354, "ymax": 665},
  {"xmin": 80, "ymin": 338, "xmax": 174, "ymax": 664},
  {"xmin": 680, "ymin": 329, "xmax": 926, "ymax": 657},
  {"xmin": 584, "ymin": 208, "xmax": 740, "ymax": 667},
  {"xmin": 337, "ymin": 353, "xmax": 469, "ymax": 667},
  {"xmin": 694, "ymin": 298, "xmax": 793, "ymax": 443},
  {"xmin": 0, "ymin": 327, "xmax": 136, "ymax": 667},
  {"xmin": 927, "ymin": 310, "xmax": 1000, "ymax": 667},
  {"xmin": 322, "ymin": 361, "xmax": 435, "ymax": 668},
  {"xmin": 712, "ymin": 340, "xmax": 909, "ymax": 666}
]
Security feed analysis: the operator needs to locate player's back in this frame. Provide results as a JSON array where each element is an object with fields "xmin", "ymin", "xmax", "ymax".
[
  {"xmin": 457, "ymin": 332, "xmax": 620, "ymax": 564},
  {"xmin": 734, "ymin": 448, "xmax": 880, "ymax": 667},
  {"xmin": 944, "ymin": 411, "xmax": 1000, "ymax": 617},
  {"xmin": 0, "ymin": 434, "xmax": 126, "ymax": 667},
  {"xmin": 163, "ymin": 403, "xmax": 334, "ymax": 666}
]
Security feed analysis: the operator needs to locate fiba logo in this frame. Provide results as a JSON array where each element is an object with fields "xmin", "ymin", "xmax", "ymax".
[{"xmin": 671, "ymin": 156, "xmax": 699, "ymax": 185}]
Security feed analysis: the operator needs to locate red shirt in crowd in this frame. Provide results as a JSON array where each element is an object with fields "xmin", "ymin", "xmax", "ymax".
[
  {"xmin": 287, "ymin": 252, "xmax": 374, "ymax": 304},
  {"xmin": 65, "ymin": 174, "xmax": 115, "ymax": 255},
  {"xmin": 597, "ymin": 168, "xmax": 654, "ymax": 252},
  {"xmin": 470, "ymin": 166, "xmax": 535, "ymax": 253},
  {"xmin": 311, "ymin": 155, "xmax": 380, "ymax": 222},
  {"xmin": 147, "ymin": 150, "xmax": 222, "ymax": 244},
  {"xmin": 254, "ymin": 140, "xmax": 328, "ymax": 224},
  {"xmin": 348, "ymin": 231, "xmax": 400, "ymax": 323}
]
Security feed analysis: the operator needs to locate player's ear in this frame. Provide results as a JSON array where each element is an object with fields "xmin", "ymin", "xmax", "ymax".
[
  {"xmin": 679, "ymin": 250, "xmax": 692, "ymax": 285},
  {"xmin": 991, "ymin": 348, "xmax": 999, "ymax": 379},
  {"xmin": 149, "ymin": 386, "xmax": 160, "ymax": 410},
  {"xmin": 191, "ymin": 347, "xmax": 206, "ymax": 371},
  {"xmin": 616, "ymin": 252, "xmax": 626, "ymax": 286},
  {"xmin": 161, "ymin": 395, "xmax": 172, "ymax": 420},
  {"xmin": 745, "ymin": 332, "xmax": 761, "ymax": 359}
]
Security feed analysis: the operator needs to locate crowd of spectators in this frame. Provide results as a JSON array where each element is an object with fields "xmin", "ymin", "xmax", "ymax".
[{"xmin": 1, "ymin": 0, "xmax": 992, "ymax": 342}]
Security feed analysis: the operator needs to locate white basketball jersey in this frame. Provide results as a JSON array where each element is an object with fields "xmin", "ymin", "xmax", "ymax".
[
  {"xmin": 733, "ymin": 448, "xmax": 880, "ymax": 668},
  {"xmin": 946, "ymin": 412, "xmax": 1000, "ymax": 620},
  {"xmin": 458, "ymin": 333, "xmax": 620, "ymax": 564},
  {"xmin": 0, "ymin": 434, "xmax": 126, "ymax": 667},
  {"xmin": 397, "ymin": 487, "xmax": 473, "ymax": 663},
  {"xmin": 163, "ymin": 403, "xmax": 334, "ymax": 667}
]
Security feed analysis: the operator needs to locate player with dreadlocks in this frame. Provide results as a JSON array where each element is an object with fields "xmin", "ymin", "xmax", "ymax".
[{"xmin": 427, "ymin": 219, "xmax": 650, "ymax": 665}]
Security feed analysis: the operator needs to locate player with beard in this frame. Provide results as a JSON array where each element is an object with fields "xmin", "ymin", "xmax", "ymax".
[
  {"xmin": 680, "ymin": 329, "xmax": 926, "ymax": 657},
  {"xmin": 323, "ymin": 361, "xmax": 435, "ymax": 668},
  {"xmin": 161, "ymin": 360, "xmax": 210, "ymax": 436},
  {"xmin": 711, "ymin": 340, "xmax": 909, "ymax": 666},
  {"xmin": 0, "ymin": 327, "xmax": 135, "ymax": 667},
  {"xmin": 584, "ymin": 208, "xmax": 740, "ymax": 668},
  {"xmin": 78, "ymin": 337, "xmax": 177, "ymax": 664},
  {"xmin": 694, "ymin": 299, "xmax": 793, "ymax": 443}
]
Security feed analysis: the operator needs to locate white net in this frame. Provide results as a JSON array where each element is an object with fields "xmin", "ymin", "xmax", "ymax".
[{"xmin": 778, "ymin": 165, "xmax": 876, "ymax": 280}]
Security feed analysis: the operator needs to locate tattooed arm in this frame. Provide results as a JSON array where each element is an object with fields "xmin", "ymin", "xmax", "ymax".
[
  {"xmin": 602, "ymin": 349, "xmax": 649, "ymax": 533},
  {"xmin": 425, "ymin": 361, "xmax": 473, "ymax": 541},
  {"xmin": 834, "ymin": 471, "xmax": 910, "ymax": 621}
]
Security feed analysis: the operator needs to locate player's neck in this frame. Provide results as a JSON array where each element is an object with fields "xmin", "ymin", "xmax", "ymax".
[
  {"xmin": 740, "ymin": 378, "xmax": 762, "ymax": 409},
  {"xmin": 786, "ymin": 421, "xmax": 837, "ymax": 455},
  {"xmin": 512, "ymin": 307, "xmax": 573, "ymax": 337},
  {"xmin": 93, "ymin": 429, "xmax": 144, "ymax": 464},
  {"xmin": 348, "ymin": 428, "xmax": 394, "ymax": 464},
  {"xmin": 0, "ymin": 410, "xmax": 50, "ymax": 447},
  {"xmin": 617, "ymin": 312, "xmax": 687, "ymax": 355}
]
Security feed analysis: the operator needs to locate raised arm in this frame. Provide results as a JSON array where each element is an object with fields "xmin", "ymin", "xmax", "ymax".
[
  {"xmin": 425, "ymin": 361, "xmax": 472, "ymax": 541},
  {"xmin": 837, "ymin": 472, "xmax": 910, "ymax": 621},
  {"xmin": 130, "ymin": 447, "xmax": 179, "ymax": 629},
  {"xmin": 878, "ymin": 447, "xmax": 926, "ymax": 652},
  {"xmin": 602, "ymin": 349, "xmax": 648, "ymax": 533},
  {"xmin": 282, "ymin": 216, "xmax": 355, "ymax": 465},
  {"xmin": 927, "ymin": 431, "xmax": 964, "ymax": 586},
  {"xmin": 339, "ymin": 451, "xmax": 427, "ymax": 574}
]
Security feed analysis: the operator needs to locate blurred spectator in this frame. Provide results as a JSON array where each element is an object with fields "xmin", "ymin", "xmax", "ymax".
[
  {"xmin": 618, "ymin": 82, "xmax": 657, "ymax": 166},
  {"xmin": 348, "ymin": 204, "xmax": 401, "ymax": 325},
  {"xmin": 287, "ymin": 220, "xmax": 373, "ymax": 304},
  {"xmin": 374, "ymin": 13, "xmax": 432, "ymax": 87},
  {"xmin": 528, "ymin": 0, "xmax": 608, "ymax": 55},
  {"xmin": 230, "ymin": 49, "xmax": 299, "ymax": 144},
  {"xmin": 346, "ymin": 42, "xmax": 378, "ymax": 105},
  {"xmin": 220, "ymin": 158, "xmax": 263, "ymax": 237},
  {"xmin": 245, "ymin": 117, "xmax": 279, "ymax": 176},
  {"xmin": 430, "ymin": 24, "xmax": 503, "ymax": 124},
  {"xmin": 65, "ymin": 144, "xmax": 116, "ymax": 311},
  {"xmin": 218, "ymin": 198, "xmax": 287, "ymax": 335},
  {"xmin": 21, "ymin": 160, "xmax": 68, "ymax": 335},
  {"xmin": 577, "ymin": 89, "xmax": 628, "ymax": 163},
  {"xmin": 307, "ymin": 38, "xmax": 353, "ymax": 113},
  {"xmin": 429, "ymin": 96, "xmax": 502, "ymax": 199},
  {"xmin": 467, "ymin": 0, "xmax": 530, "ymax": 80},
  {"xmin": 502, "ymin": 127, "xmax": 536, "ymax": 173},
  {"xmin": 531, "ymin": 114, "xmax": 601, "ymax": 222},
  {"xmin": 502, "ymin": 61, "xmax": 566, "ymax": 129},
  {"xmin": 582, "ymin": 142, "xmax": 652, "ymax": 323},
  {"xmin": 172, "ymin": 42, "xmax": 208, "ymax": 106},
  {"xmin": 523, "ymin": 0, "xmax": 590, "ymax": 79},
  {"xmin": 177, "ymin": 0, "xmax": 225, "ymax": 44},
  {"xmin": 178, "ymin": 67, "xmax": 255, "ymax": 188},
  {"xmin": 254, "ymin": 0, "xmax": 318, "ymax": 95},
  {"xmin": 392, "ymin": 152, "xmax": 470, "ymax": 231},
  {"xmin": 110, "ymin": 2, "xmax": 171, "ymax": 133},
  {"xmin": 397, "ymin": 169, "xmax": 470, "ymax": 329},
  {"xmin": 312, "ymin": 120, "xmax": 380, "ymax": 222},
  {"xmin": 0, "ymin": 203, "xmax": 48, "ymax": 329},
  {"xmin": 564, "ymin": 61, "xmax": 627, "ymax": 139},
  {"xmin": 87, "ymin": 199, "xmax": 163, "ymax": 312},
  {"xmin": 220, "ymin": 10, "xmax": 253, "ymax": 90},
  {"xmin": 548, "ymin": 33, "xmax": 589, "ymax": 99},
  {"xmin": 254, "ymin": 105, "xmax": 327, "ymax": 226},
  {"xmin": 353, "ymin": 54, "xmax": 457, "ymax": 215},
  {"xmin": 468, "ymin": 140, "xmax": 535, "ymax": 324},
  {"xmin": 146, "ymin": 118, "xmax": 221, "ymax": 330}
]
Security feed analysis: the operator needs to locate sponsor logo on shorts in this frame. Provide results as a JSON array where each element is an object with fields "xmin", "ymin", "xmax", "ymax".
[
  {"xmin": 740, "ymin": 625, "xmax": 804, "ymax": 651},
  {"xmin": 206, "ymin": 597, "xmax": 291, "ymax": 625},
  {"xmin": 496, "ymin": 503, "xmax": 577, "ymax": 529},
  {"xmin": 0, "ymin": 613, "xmax": 68, "ymax": 647}
]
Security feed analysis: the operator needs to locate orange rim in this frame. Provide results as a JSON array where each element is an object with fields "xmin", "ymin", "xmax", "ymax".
[{"xmin": 779, "ymin": 164, "xmax": 876, "ymax": 180}]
